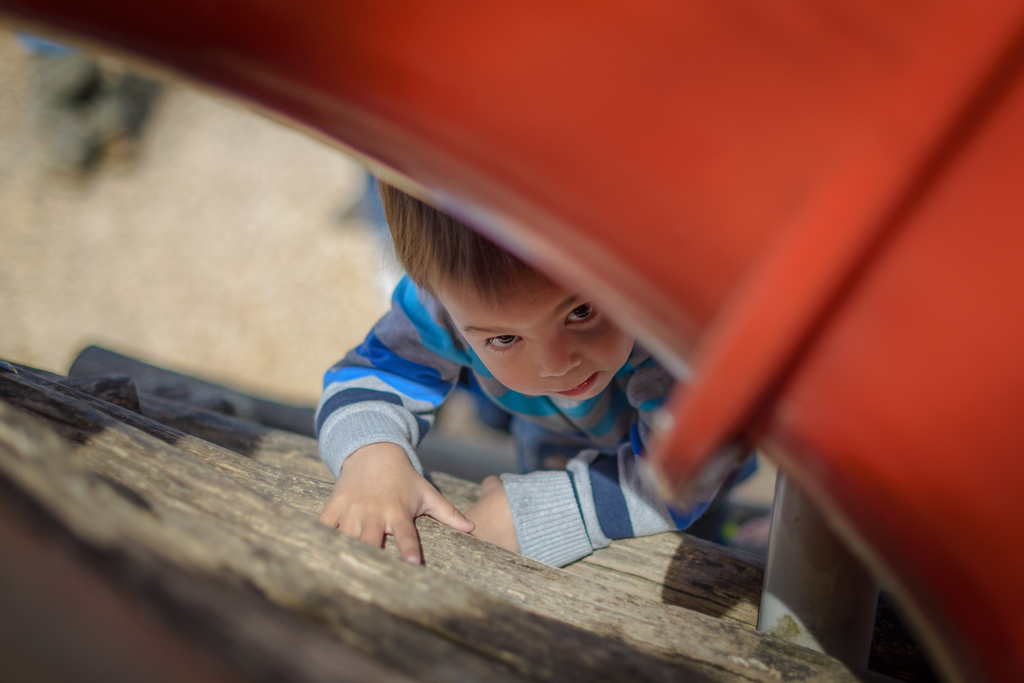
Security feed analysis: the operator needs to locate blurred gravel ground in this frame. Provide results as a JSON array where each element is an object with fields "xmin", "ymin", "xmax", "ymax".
[{"xmin": 0, "ymin": 27, "xmax": 394, "ymax": 405}]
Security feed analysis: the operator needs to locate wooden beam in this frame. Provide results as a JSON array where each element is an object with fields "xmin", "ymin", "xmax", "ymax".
[
  {"xmin": 94, "ymin": 370, "xmax": 934, "ymax": 682},
  {"xmin": 59, "ymin": 374, "xmax": 142, "ymax": 413},
  {"xmin": 0, "ymin": 429, "xmax": 411, "ymax": 683},
  {"xmin": 69, "ymin": 345, "xmax": 316, "ymax": 436},
  {"xmin": 40, "ymin": 358, "xmax": 936, "ymax": 682},
  {"xmin": 0, "ymin": 368, "xmax": 896, "ymax": 683},
  {"xmin": 43, "ymin": 360, "xmax": 935, "ymax": 682},
  {"xmin": 0, "ymin": 384, "xmax": 672, "ymax": 683}
]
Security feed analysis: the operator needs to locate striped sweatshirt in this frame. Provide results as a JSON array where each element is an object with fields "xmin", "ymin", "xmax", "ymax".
[{"xmin": 316, "ymin": 276, "xmax": 725, "ymax": 567}]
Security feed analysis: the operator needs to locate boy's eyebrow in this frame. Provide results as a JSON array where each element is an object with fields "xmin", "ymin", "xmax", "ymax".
[
  {"xmin": 462, "ymin": 324, "xmax": 506, "ymax": 334},
  {"xmin": 554, "ymin": 293, "xmax": 579, "ymax": 312},
  {"xmin": 461, "ymin": 294, "xmax": 581, "ymax": 335}
]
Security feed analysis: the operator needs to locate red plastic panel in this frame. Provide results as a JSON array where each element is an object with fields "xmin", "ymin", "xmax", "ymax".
[
  {"xmin": 3, "ymin": 1, "xmax": 1009, "ymax": 362},
  {"xmin": 3, "ymin": 1, "xmax": 1024, "ymax": 681},
  {"xmin": 768, "ymin": 58, "xmax": 1024, "ymax": 682}
]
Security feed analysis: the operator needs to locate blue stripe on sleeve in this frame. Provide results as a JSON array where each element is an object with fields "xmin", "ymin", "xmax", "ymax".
[
  {"xmin": 323, "ymin": 366, "xmax": 453, "ymax": 406},
  {"xmin": 490, "ymin": 391, "xmax": 560, "ymax": 417},
  {"xmin": 558, "ymin": 392, "xmax": 602, "ymax": 418},
  {"xmin": 736, "ymin": 451, "xmax": 759, "ymax": 483},
  {"xmin": 668, "ymin": 500, "xmax": 712, "ymax": 530},
  {"xmin": 355, "ymin": 330, "xmax": 446, "ymax": 384},
  {"xmin": 317, "ymin": 388, "xmax": 399, "ymax": 433},
  {"xmin": 668, "ymin": 453, "xmax": 757, "ymax": 529},
  {"xmin": 630, "ymin": 423, "xmax": 644, "ymax": 457},
  {"xmin": 316, "ymin": 387, "xmax": 430, "ymax": 440},
  {"xmin": 582, "ymin": 388, "xmax": 632, "ymax": 437},
  {"xmin": 638, "ymin": 397, "xmax": 665, "ymax": 411},
  {"xmin": 589, "ymin": 455, "xmax": 634, "ymax": 539}
]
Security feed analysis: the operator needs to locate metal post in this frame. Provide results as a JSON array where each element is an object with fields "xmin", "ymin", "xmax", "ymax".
[{"xmin": 757, "ymin": 472, "xmax": 880, "ymax": 667}]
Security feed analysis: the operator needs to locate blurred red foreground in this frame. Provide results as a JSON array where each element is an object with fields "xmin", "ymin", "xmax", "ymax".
[{"xmin": 3, "ymin": 1, "xmax": 1024, "ymax": 681}]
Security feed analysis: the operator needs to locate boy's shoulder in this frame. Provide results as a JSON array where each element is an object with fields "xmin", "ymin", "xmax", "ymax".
[
  {"xmin": 384, "ymin": 275, "xmax": 473, "ymax": 366},
  {"xmin": 618, "ymin": 344, "xmax": 675, "ymax": 411}
]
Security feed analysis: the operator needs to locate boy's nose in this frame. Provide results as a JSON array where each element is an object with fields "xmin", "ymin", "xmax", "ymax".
[{"xmin": 538, "ymin": 346, "xmax": 582, "ymax": 378}]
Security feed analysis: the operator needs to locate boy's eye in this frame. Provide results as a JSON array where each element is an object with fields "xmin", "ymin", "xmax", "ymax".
[
  {"xmin": 567, "ymin": 304, "xmax": 593, "ymax": 322},
  {"xmin": 487, "ymin": 335, "xmax": 518, "ymax": 348}
]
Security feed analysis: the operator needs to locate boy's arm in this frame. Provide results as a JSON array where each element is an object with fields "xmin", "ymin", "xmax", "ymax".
[
  {"xmin": 316, "ymin": 276, "xmax": 475, "ymax": 558},
  {"xmin": 316, "ymin": 276, "xmax": 471, "ymax": 478},
  {"xmin": 495, "ymin": 444, "xmax": 676, "ymax": 567},
  {"xmin": 495, "ymin": 355, "xmax": 750, "ymax": 567},
  {"xmin": 496, "ymin": 435, "xmax": 753, "ymax": 568}
]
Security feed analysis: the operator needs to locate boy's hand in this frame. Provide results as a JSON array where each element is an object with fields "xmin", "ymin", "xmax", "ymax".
[
  {"xmin": 465, "ymin": 476, "xmax": 519, "ymax": 553},
  {"xmin": 317, "ymin": 442, "xmax": 475, "ymax": 564}
]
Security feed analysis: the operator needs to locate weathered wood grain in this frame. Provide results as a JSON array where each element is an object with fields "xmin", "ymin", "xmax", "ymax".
[
  {"xmin": 0, "ymin": 369, "xmax": 896, "ymax": 683},
  {"xmin": 126, "ymin": 391, "xmax": 933, "ymax": 683},
  {"xmin": 427, "ymin": 471, "xmax": 767, "ymax": 624},
  {"xmin": 20, "ymin": 364, "xmax": 767, "ymax": 631},
  {"xmin": 136, "ymin": 392, "xmax": 332, "ymax": 481},
  {"xmin": 66, "ymin": 346, "xmax": 508, "ymax": 479},
  {"xmin": 0, "ymin": 383, "xmax": 702, "ymax": 683},
  {"xmin": 85, "ymin": 382, "xmax": 775, "ymax": 629},
  {"xmin": 58, "ymin": 374, "xmax": 143, "ymax": 413},
  {"xmin": 44, "ymin": 362, "xmax": 933, "ymax": 682},
  {"xmin": 0, "ymin": 436, "xmax": 410, "ymax": 683},
  {"xmin": 432, "ymin": 475, "xmax": 935, "ymax": 683}
]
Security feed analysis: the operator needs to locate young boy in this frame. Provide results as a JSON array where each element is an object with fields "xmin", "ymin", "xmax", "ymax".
[{"xmin": 316, "ymin": 183, "xmax": 748, "ymax": 567}]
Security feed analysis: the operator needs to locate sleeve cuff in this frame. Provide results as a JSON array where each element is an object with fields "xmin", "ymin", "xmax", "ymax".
[
  {"xmin": 318, "ymin": 403, "xmax": 423, "ymax": 478},
  {"xmin": 500, "ymin": 471, "xmax": 594, "ymax": 567}
]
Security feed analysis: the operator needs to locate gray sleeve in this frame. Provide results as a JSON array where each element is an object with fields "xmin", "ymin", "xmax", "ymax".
[
  {"xmin": 317, "ymin": 393, "xmax": 426, "ymax": 478},
  {"xmin": 499, "ymin": 446, "xmax": 682, "ymax": 568},
  {"xmin": 315, "ymin": 277, "xmax": 469, "ymax": 479},
  {"xmin": 500, "ymin": 470, "xmax": 595, "ymax": 567}
]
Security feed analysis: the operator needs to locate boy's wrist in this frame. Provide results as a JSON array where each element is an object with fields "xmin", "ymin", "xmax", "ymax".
[
  {"xmin": 342, "ymin": 442, "xmax": 419, "ymax": 480},
  {"xmin": 344, "ymin": 441, "xmax": 410, "ymax": 466}
]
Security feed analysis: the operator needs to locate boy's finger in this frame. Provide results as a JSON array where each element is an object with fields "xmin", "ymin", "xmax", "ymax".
[
  {"xmin": 316, "ymin": 508, "xmax": 340, "ymax": 528},
  {"xmin": 358, "ymin": 520, "xmax": 387, "ymax": 550},
  {"xmin": 390, "ymin": 519, "xmax": 422, "ymax": 564},
  {"xmin": 339, "ymin": 514, "xmax": 368, "ymax": 541},
  {"xmin": 425, "ymin": 493, "xmax": 476, "ymax": 533},
  {"xmin": 317, "ymin": 495, "xmax": 350, "ymax": 528}
]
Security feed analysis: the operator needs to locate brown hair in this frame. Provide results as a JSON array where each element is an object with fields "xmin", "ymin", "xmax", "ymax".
[{"xmin": 379, "ymin": 182, "xmax": 549, "ymax": 301}]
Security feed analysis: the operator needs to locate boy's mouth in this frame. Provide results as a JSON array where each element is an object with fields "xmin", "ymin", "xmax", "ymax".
[{"xmin": 555, "ymin": 372, "xmax": 599, "ymax": 398}]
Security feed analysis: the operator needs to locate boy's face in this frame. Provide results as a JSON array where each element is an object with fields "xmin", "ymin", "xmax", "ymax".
[{"xmin": 440, "ymin": 280, "xmax": 635, "ymax": 401}]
